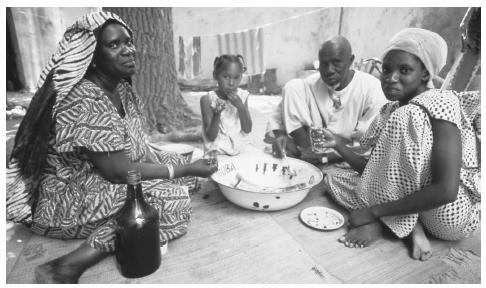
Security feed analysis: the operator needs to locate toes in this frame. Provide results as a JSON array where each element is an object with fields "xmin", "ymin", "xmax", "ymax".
[
  {"xmin": 344, "ymin": 237, "xmax": 360, "ymax": 248},
  {"xmin": 412, "ymin": 248, "xmax": 421, "ymax": 260},
  {"xmin": 420, "ymin": 250, "xmax": 432, "ymax": 261},
  {"xmin": 356, "ymin": 240, "xmax": 366, "ymax": 248},
  {"xmin": 338, "ymin": 235, "xmax": 346, "ymax": 243}
]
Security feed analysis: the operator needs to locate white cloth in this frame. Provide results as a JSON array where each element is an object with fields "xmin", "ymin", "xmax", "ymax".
[
  {"xmin": 382, "ymin": 28, "xmax": 448, "ymax": 89},
  {"xmin": 203, "ymin": 88, "xmax": 251, "ymax": 156},
  {"xmin": 266, "ymin": 71, "xmax": 388, "ymax": 144},
  {"xmin": 217, "ymin": 27, "xmax": 265, "ymax": 76}
]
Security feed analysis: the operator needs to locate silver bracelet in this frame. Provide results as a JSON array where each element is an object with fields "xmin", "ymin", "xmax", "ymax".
[{"xmin": 167, "ymin": 165, "xmax": 175, "ymax": 179}]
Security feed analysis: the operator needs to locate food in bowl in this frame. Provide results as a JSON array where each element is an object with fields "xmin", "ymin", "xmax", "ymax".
[{"xmin": 211, "ymin": 154, "xmax": 323, "ymax": 211}]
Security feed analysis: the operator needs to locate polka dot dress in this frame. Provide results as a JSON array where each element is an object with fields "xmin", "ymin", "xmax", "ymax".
[{"xmin": 325, "ymin": 90, "xmax": 480, "ymax": 240}]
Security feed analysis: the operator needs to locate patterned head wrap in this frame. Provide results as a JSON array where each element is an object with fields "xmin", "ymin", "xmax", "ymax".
[
  {"xmin": 382, "ymin": 28, "xmax": 448, "ymax": 88},
  {"xmin": 11, "ymin": 11, "xmax": 131, "ymax": 177},
  {"xmin": 37, "ymin": 11, "xmax": 132, "ymax": 111}
]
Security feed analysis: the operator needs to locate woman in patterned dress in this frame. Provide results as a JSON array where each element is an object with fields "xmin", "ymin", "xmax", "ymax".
[
  {"xmin": 320, "ymin": 28, "xmax": 480, "ymax": 260},
  {"xmin": 8, "ymin": 12, "xmax": 217, "ymax": 283}
]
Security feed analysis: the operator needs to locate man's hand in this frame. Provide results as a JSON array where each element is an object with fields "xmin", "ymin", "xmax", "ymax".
[
  {"xmin": 272, "ymin": 135, "xmax": 287, "ymax": 158},
  {"xmin": 298, "ymin": 146, "xmax": 323, "ymax": 165}
]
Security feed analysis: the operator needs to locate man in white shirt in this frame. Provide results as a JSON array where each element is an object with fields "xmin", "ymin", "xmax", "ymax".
[{"xmin": 266, "ymin": 36, "xmax": 387, "ymax": 165}]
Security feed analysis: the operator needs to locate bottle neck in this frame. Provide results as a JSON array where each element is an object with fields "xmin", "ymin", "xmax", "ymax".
[
  {"xmin": 127, "ymin": 182, "xmax": 143, "ymax": 201},
  {"xmin": 126, "ymin": 170, "xmax": 143, "ymax": 201}
]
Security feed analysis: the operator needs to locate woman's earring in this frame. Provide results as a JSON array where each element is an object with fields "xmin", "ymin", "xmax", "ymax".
[{"xmin": 92, "ymin": 62, "xmax": 97, "ymax": 69}]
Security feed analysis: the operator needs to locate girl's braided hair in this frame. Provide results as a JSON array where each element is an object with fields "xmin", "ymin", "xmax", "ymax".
[{"xmin": 212, "ymin": 54, "xmax": 247, "ymax": 79}]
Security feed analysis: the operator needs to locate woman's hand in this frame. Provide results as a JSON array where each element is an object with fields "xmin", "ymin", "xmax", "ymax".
[
  {"xmin": 227, "ymin": 91, "xmax": 244, "ymax": 109},
  {"xmin": 185, "ymin": 159, "xmax": 218, "ymax": 177},
  {"xmin": 348, "ymin": 207, "xmax": 377, "ymax": 227},
  {"xmin": 316, "ymin": 128, "xmax": 347, "ymax": 149}
]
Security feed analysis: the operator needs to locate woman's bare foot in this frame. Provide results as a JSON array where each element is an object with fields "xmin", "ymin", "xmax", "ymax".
[
  {"xmin": 338, "ymin": 221, "xmax": 383, "ymax": 248},
  {"xmin": 35, "ymin": 258, "xmax": 82, "ymax": 283},
  {"xmin": 34, "ymin": 242, "xmax": 108, "ymax": 284},
  {"xmin": 409, "ymin": 221, "xmax": 432, "ymax": 261}
]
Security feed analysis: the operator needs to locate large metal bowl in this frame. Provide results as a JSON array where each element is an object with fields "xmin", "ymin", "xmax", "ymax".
[{"xmin": 211, "ymin": 154, "xmax": 323, "ymax": 211}]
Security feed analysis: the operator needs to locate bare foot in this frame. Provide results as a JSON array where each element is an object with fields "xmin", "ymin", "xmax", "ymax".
[
  {"xmin": 34, "ymin": 242, "xmax": 108, "ymax": 284},
  {"xmin": 409, "ymin": 222, "xmax": 432, "ymax": 261},
  {"xmin": 338, "ymin": 221, "xmax": 383, "ymax": 248},
  {"xmin": 35, "ymin": 258, "xmax": 81, "ymax": 284}
]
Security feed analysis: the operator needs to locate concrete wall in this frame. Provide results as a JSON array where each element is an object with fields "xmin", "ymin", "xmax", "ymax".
[
  {"xmin": 173, "ymin": 7, "xmax": 340, "ymax": 86},
  {"xmin": 9, "ymin": 7, "xmax": 468, "ymax": 91},
  {"xmin": 173, "ymin": 7, "xmax": 468, "ymax": 86},
  {"xmin": 341, "ymin": 7, "xmax": 467, "ymax": 79},
  {"xmin": 8, "ymin": 7, "xmax": 100, "ymax": 91}
]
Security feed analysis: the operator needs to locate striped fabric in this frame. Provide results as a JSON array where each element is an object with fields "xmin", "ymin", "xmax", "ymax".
[
  {"xmin": 7, "ymin": 11, "xmax": 198, "ymax": 250},
  {"xmin": 29, "ymin": 79, "xmax": 197, "ymax": 251},
  {"xmin": 7, "ymin": 11, "xmax": 130, "ymax": 225},
  {"xmin": 35, "ymin": 11, "xmax": 131, "ymax": 113},
  {"xmin": 217, "ymin": 27, "xmax": 265, "ymax": 75},
  {"xmin": 6, "ymin": 161, "xmax": 38, "ymax": 224}
]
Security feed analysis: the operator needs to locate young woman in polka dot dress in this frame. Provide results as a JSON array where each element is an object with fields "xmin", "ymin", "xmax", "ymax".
[{"xmin": 319, "ymin": 28, "xmax": 480, "ymax": 261}]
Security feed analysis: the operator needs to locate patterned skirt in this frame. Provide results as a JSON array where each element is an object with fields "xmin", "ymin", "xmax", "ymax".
[{"xmin": 30, "ymin": 151, "xmax": 199, "ymax": 252}]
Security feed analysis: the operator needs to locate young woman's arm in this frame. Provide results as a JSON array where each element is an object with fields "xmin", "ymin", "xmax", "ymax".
[
  {"xmin": 84, "ymin": 149, "xmax": 217, "ymax": 184},
  {"xmin": 317, "ymin": 129, "xmax": 368, "ymax": 173},
  {"xmin": 200, "ymin": 94, "xmax": 222, "ymax": 141},
  {"xmin": 348, "ymin": 119, "xmax": 462, "ymax": 227}
]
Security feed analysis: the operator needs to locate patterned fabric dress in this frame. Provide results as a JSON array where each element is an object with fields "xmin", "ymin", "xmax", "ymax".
[
  {"xmin": 324, "ymin": 89, "xmax": 480, "ymax": 240},
  {"xmin": 202, "ymin": 88, "xmax": 251, "ymax": 156},
  {"xmin": 29, "ymin": 79, "xmax": 196, "ymax": 252}
]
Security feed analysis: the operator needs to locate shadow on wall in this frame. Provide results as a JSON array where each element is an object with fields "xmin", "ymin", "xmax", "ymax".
[{"xmin": 412, "ymin": 7, "xmax": 469, "ymax": 79}]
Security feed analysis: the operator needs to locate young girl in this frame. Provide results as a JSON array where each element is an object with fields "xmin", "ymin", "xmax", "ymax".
[{"xmin": 200, "ymin": 54, "xmax": 253, "ymax": 156}]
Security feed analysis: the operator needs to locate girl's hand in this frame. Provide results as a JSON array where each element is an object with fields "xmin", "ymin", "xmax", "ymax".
[
  {"xmin": 212, "ymin": 98, "xmax": 226, "ymax": 114},
  {"xmin": 348, "ymin": 208, "xmax": 377, "ymax": 227},
  {"xmin": 227, "ymin": 91, "xmax": 244, "ymax": 108},
  {"xmin": 186, "ymin": 159, "xmax": 218, "ymax": 177}
]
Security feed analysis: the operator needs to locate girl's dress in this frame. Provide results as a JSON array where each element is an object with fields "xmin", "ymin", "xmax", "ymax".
[
  {"xmin": 202, "ymin": 88, "xmax": 251, "ymax": 156},
  {"xmin": 324, "ymin": 89, "xmax": 480, "ymax": 240}
]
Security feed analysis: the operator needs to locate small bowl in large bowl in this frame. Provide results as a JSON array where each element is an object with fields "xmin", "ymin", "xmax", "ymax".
[
  {"xmin": 211, "ymin": 154, "xmax": 323, "ymax": 211},
  {"xmin": 148, "ymin": 143, "xmax": 195, "ymax": 164}
]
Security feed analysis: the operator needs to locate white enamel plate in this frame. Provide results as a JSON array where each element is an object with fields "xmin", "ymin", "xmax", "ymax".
[{"xmin": 299, "ymin": 206, "xmax": 345, "ymax": 231}]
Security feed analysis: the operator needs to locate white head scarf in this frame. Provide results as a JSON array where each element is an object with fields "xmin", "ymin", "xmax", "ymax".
[{"xmin": 382, "ymin": 28, "xmax": 448, "ymax": 88}]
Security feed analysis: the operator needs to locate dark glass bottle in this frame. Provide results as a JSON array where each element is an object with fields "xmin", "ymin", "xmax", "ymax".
[{"xmin": 115, "ymin": 170, "xmax": 161, "ymax": 278}]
